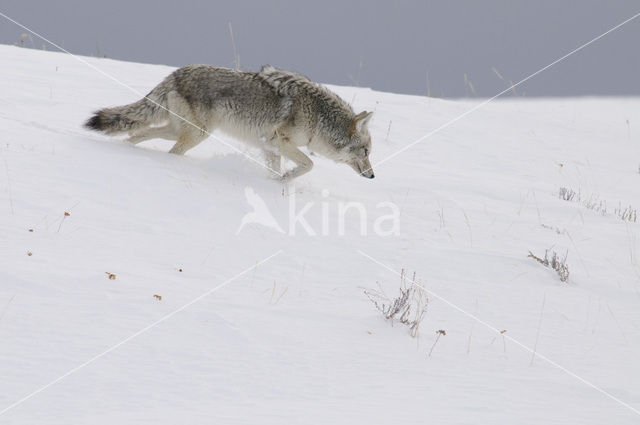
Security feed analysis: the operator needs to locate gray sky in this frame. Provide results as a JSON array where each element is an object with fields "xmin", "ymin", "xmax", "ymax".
[{"xmin": 1, "ymin": 1, "xmax": 639, "ymax": 97}]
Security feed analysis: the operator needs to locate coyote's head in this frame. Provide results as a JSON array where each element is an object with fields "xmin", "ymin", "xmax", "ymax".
[{"xmin": 343, "ymin": 111, "xmax": 375, "ymax": 179}]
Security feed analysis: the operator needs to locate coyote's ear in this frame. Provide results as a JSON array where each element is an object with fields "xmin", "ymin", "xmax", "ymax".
[{"xmin": 349, "ymin": 111, "xmax": 374, "ymax": 135}]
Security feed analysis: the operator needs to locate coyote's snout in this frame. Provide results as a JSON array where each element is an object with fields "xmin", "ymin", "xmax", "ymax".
[
  {"xmin": 85, "ymin": 65, "xmax": 375, "ymax": 181},
  {"xmin": 351, "ymin": 159, "xmax": 375, "ymax": 179}
]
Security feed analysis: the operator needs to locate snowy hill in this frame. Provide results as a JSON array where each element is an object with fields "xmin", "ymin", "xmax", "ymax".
[{"xmin": 1, "ymin": 44, "xmax": 639, "ymax": 424}]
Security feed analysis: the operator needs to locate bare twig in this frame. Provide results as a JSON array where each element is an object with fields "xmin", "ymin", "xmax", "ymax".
[
  {"xmin": 57, "ymin": 211, "xmax": 70, "ymax": 233},
  {"xmin": 530, "ymin": 293, "xmax": 546, "ymax": 366},
  {"xmin": 428, "ymin": 329, "xmax": 446, "ymax": 357},
  {"xmin": 3, "ymin": 158, "xmax": 13, "ymax": 215},
  {"xmin": 0, "ymin": 295, "xmax": 16, "ymax": 324},
  {"xmin": 228, "ymin": 22, "xmax": 240, "ymax": 70}
]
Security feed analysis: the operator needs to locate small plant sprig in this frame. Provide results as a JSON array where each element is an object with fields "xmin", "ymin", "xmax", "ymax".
[
  {"xmin": 558, "ymin": 187, "xmax": 579, "ymax": 202},
  {"xmin": 614, "ymin": 203, "xmax": 638, "ymax": 223},
  {"xmin": 428, "ymin": 329, "xmax": 446, "ymax": 357},
  {"xmin": 528, "ymin": 249, "xmax": 569, "ymax": 282},
  {"xmin": 540, "ymin": 223, "xmax": 566, "ymax": 235}
]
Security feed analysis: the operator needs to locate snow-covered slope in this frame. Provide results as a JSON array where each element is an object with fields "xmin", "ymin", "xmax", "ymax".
[{"xmin": 1, "ymin": 44, "xmax": 639, "ymax": 424}]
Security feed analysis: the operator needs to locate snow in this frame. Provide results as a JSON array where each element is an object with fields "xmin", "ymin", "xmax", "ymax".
[{"xmin": 1, "ymin": 44, "xmax": 639, "ymax": 424}]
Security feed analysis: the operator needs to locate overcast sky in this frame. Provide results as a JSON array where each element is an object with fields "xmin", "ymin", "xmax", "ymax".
[{"xmin": 1, "ymin": 1, "xmax": 639, "ymax": 97}]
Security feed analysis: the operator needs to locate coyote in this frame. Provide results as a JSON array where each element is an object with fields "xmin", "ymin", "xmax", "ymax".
[{"xmin": 85, "ymin": 65, "xmax": 375, "ymax": 180}]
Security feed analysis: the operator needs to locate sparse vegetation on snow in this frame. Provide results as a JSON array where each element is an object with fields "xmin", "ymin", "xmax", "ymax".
[{"xmin": 558, "ymin": 186, "xmax": 637, "ymax": 222}]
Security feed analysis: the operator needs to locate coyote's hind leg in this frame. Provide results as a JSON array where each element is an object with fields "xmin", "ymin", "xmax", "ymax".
[
  {"xmin": 168, "ymin": 127, "xmax": 209, "ymax": 155},
  {"xmin": 127, "ymin": 124, "xmax": 177, "ymax": 144}
]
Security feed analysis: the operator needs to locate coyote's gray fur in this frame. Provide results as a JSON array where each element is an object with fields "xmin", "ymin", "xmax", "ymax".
[{"xmin": 85, "ymin": 65, "xmax": 375, "ymax": 180}]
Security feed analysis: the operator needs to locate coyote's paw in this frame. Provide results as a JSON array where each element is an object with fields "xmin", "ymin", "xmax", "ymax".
[
  {"xmin": 266, "ymin": 170, "xmax": 283, "ymax": 181},
  {"xmin": 126, "ymin": 134, "xmax": 146, "ymax": 145},
  {"xmin": 279, "ymin": 171, "xmax": 293, "ymax": 182}
]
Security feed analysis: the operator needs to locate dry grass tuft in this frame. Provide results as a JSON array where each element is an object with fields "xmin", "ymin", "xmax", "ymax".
[{"xmin": 364, "ymin": 269, "xmax": 429, "ymax": 338}]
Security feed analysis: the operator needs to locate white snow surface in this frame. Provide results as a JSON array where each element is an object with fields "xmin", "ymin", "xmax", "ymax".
[{"xmin": 1, "ymin": 44, "xmax": 640, "ymax": 424}]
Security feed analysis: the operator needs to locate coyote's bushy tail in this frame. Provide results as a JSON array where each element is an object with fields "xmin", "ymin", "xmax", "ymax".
[{"xmin": 84, "ymin": 95, "xmax": 165, "ymax": 135}]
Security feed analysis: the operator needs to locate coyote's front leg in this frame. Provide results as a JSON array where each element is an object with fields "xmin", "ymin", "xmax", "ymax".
[
  {"xmin": 275, "ymin": 140, "xmax": 313, "ymax": 181},
  {"xmin": 265, "ymin": 129, "xmax": 313, "ymax": 181},
  {"xmin": 264, "ymin": 149, "xmax": 282, "ymax": 177}
]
